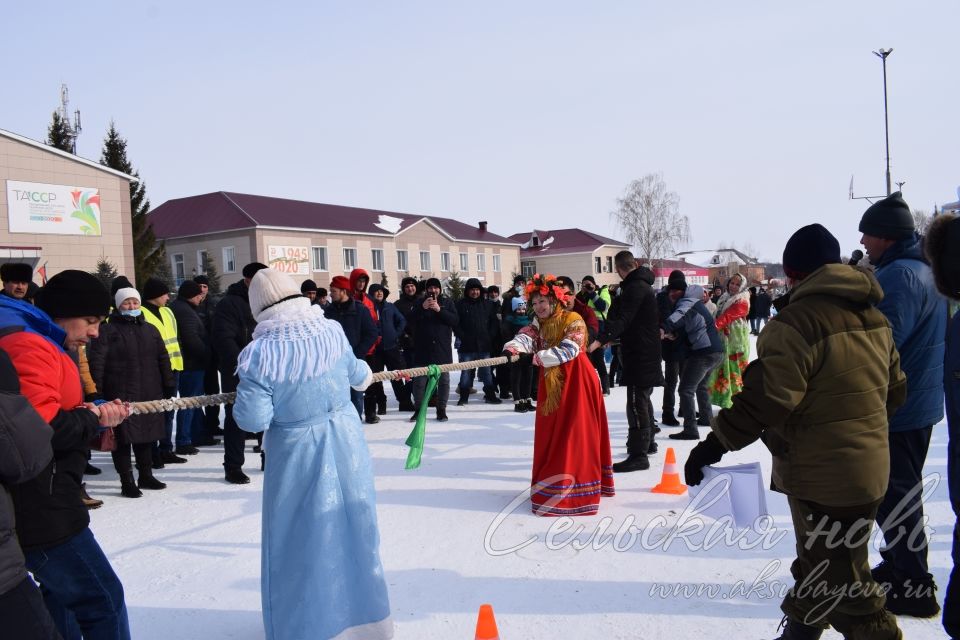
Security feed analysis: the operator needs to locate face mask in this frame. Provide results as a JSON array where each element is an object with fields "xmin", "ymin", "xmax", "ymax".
[
  {"xmin": 120, "ymin": 308, "xmax": 142, "ymax": 317},
  {"xmin": 515, "ymin": 285, "xmax": 523, "ymax": 294}
]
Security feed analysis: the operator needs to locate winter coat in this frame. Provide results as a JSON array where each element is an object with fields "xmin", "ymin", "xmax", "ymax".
[
  {"xmin": 394, "ymin": 293, "xmax": 421, "ymax": 351},
  {"xmin": 324, "ymin": 299, "xmax": 378, "ymax": 359},
  {"xmin": 350, "ymin": 269, "xmax": 379, "ymax": 356},
  {"xmin": 597, "ymin": 266, "xmax": 663, "ymax": 388},
  {"xmin": 872, "ymin": 234, "xmax": 946, "ymax": 431},
  {"xmin": 572, "ymin": 298, "xmax": 600, "ymax": 341},
  {"xmin": 169, "ymin": 297, "xmax": 212, "ymax": 371},
  {"xmin": 412, "ymin": 294, "xmax": 459, "ymax": 366},
  {"xmin": 87, "ymin": 311, "xmax": 174, "ymax": 445},
  {"xmin": 0, "ymin": 296, "xmax": 99, "ymax": 551},
  {"xmin": 578, "ymin": 286, "xmax": 612, "ymax": 323},
  {"xmin": 213, "ymin": 280, "xmax": 258, "ymax": 377},
  {"xmin": 367, "ymin": 284, "xmax": 406, "ymax": 352},
  {"xmin": 664, "ymin": 285, "xmax": 723, "ymax": 355},
  {"xmin": 711, "ymin": 264, "xmax": 907, "ymax": 507},
  {"xmin": 754, "ymin": 292, "xmax": 773, "ymax": 318},
  {"xmin": 454, "ymin": 295, "xmax": 499, "ymax": 353},
  {"xmin": 0, "ymin": 349, "xmax": 54, "ymax": 595},
  {"xmin": 657, "ymin": 289, "xmax": 684, "ymax": 363}
]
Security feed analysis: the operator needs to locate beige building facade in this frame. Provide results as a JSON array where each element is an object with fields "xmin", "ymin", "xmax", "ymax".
[
  {"xmin": 510, "ymin": 229, "xmax": 630, "ymax": 289},
  {"xmin": 0, "ymin": 128, "xmax": 136, "ymax": 281},
  {"xmin": 150, "ymin": 192, "xmax": 521, "ymax": 292}
]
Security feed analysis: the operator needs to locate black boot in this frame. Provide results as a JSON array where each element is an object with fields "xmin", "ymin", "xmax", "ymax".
[
  {"xmin": 669, "ymin": 430, "xmax": 700, "ymax": 441},
  {"xmin": 120, "ymin": 471, "xmax": 142, "ymax": 498},
  {"xmin": 436, "ymin": 407, "xmax": 449, "ymax": 422},
  {"xmin": 456, "ymin": 390, "xmax": 469, "ymax": 406},
  {"xmin": 377, "ymin": 400, "xmax": 387, "ymax": 415},
  {"xmin": 772, "ymin": 616, "xmax": 823, "ymax": 640},
  {"xmin": 514, "ymin": 400, "xmax": 526, "ymax": 413},
  {"xmin": 661, "ymin": 411, "xmax": 680, "ymax": 426},
  {"xmin": 260, "ymin": 451, "xmax": 265, "ymax": 471},
  {"xmin": 84, "ymin": 462, "xmax": 102, "ymax": 475},
  {"xmin": 225, "ymin": 467, "xmax": 250, "ymax": 484},
  {"xmin": 137, "ymin": 466, "xmax": 167, "ymax": 490},
  {"xmin": 483, "ymin": 390, "xmax": 502, "ymax": 405},
  {"xmin": 365, "ymin": 413, "xmax": 380, "ymax": 424},
  {"xmin": 884, "ymin": 576, "xmax": 940, "ymax": 618},
  {"xmin": 612, "ymin": 455, "xmax": 650, "ymax": 473}
]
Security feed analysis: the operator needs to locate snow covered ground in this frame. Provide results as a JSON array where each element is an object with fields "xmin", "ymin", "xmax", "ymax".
[{"xmin": 84, "ymin": 378, "xmax": 953, "ymax": 640}]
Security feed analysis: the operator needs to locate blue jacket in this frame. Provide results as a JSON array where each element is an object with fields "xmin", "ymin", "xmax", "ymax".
[
  {"xmin": 367, "ymin": 285, "xmax": 406, "ymax": 352},
  {"xmin": 665, "ymin": 285, "xmax": 723, "ymax": 356},
  {"xmin": 874, "ymin": 235, "xmax": 946, "ymax": 431}
]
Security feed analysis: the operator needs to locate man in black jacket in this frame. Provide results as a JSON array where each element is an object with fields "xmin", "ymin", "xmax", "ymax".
[
  {"xmin": 657, "ymin": 270, "xmax": 687, "ymax": 426},
  {"xmin": 411, "ymin": 278, "xmax": 458, "ymax": 421},
  {"xmin": 213, "ymin": 262, "xmax": 266, "ymax": 484},
  {"xmin": 454, "ymin": 278, "xmax": 502, "ymax": 405},
  {"xmin": 194, "ymin": 275, "xmax": 222, "ymax": 437},
  {"xmin": 394, "ymin": 277, "xmax": 422, "ymax": 406},
  {"xmin": 0, "ymin": 350, "xmax": 60, "ymax": 640},
  {"xmin": 588, "ymin": 251, "xmax": 664, "ymax": 472},
  {"xmin": 324, "ymin": 275, "xmax": 378, "ymax": 416},
  {"xmin": 170, "ymin": 280, "xmax": 216, "ymax": 449}
]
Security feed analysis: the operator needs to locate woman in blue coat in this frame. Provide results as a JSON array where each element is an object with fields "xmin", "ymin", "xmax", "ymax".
[{"xmin": 233, "ymin": 268, "xmax": 393, "ymax": 640}]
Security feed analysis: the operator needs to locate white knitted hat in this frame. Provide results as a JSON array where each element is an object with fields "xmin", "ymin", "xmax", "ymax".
[
  {"xmin": 114, "ymin": 287, "xmax": 141, "ymax": 309},
  {"xmin": 249, "ymin": 268, "xmax": 304, "ymax": 320}
]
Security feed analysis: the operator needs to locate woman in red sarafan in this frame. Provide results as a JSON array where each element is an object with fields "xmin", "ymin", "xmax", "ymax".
[{"xmin": 503, "ymin": 274, "xmax": 614, "ymax": 516}]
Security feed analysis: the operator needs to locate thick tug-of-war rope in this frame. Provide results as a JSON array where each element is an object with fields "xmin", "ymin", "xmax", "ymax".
[{"xmin": 127, "ymin": 354, "xmax": 516, "ymax": 415}]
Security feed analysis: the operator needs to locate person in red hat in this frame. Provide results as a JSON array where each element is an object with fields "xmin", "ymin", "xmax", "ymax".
[{"xmin": 324, "ymin": 275, "xmax": 377, "ymax": 416}]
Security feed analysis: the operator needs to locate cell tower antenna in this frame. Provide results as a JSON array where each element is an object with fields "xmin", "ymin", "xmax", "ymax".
[{"xmin": 58, "ymin": 83, "xmax": 81, "ymax": 154}]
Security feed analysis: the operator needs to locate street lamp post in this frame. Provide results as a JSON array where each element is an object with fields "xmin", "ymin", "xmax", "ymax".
[{"xmin": 873, "ymin": 47, "xmax": 893, "ymax": 196}]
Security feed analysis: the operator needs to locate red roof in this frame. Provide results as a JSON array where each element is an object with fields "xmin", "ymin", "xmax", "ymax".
[
  {"xmin": 148, "ymin": 192, "xmax": 518, "ymax": 244},
  {"xmin": 509, "ymin": 228, "xmax": 629, "ymax": 256}
]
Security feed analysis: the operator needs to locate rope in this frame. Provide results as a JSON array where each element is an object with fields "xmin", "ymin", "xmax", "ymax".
[{"xmin": 127, "ymin": 355, "xmax": 517, "ymax": 415}]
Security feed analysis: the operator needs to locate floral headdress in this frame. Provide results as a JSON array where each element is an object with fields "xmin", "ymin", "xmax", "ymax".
[{"xmin": 524, "ymin": 273, "xmax": 569, "ymax": 304}]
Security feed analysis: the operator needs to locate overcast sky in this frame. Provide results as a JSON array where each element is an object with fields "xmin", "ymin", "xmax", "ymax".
[{"xmin": 3, "ymin": 1, "xmax": 957, "ymax": 261}]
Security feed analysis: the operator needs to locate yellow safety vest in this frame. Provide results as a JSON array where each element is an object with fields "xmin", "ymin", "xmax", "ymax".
[{"xmin": 142, "ymin": 306, "xmax": 184, "ymax": 371}]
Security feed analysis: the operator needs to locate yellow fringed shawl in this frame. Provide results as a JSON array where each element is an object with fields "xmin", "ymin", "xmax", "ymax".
[{"xmin": 534, "ymin": 307, "xmax": 587, "ymax": 415}]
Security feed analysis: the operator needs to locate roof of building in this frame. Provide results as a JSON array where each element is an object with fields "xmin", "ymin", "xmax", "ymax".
[
  {"xmin": 148, "ymin": 191, "xmax": 519, "ymax": 245},
  {"xmin": 642, "ymin": 258, "xmax": 710, "ymax": 273},
  {"xmin": 508, "ymin": 228, "xmax": 630, "ymax": 256},
  {"xmin": 0, "ymin": 128, "xmax": 138, "ymax": 182},
  {"xmin": 674, "ymin": 248, "xmax": 760, "ymax": 267}
]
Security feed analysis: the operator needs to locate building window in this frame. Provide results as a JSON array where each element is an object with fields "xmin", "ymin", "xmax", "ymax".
[
  {"xmin": 477, "ymin": 254, "xmax": 486, "ymax": 273},
  {"xmin": 441, "ymin": 252, "xmax": 451, "ymax": 272},
  {"xmin": 222, "ymin": 247, "xmax": 236, "ymax": 273},
  {"xmin": 594, "ymin": 256, "xmax": 602, "ymax": 273},
  {"xmin": 419, "ymin": 251, "xmax": 431, "ymax": 271},
  {"xmin": 172, "ymin": 254, "xmax": 185, "ymax": 285},
  {"xmin": 606, "ymin": 256, "xmax": 614, "ymax": 273},
  {"xmin": 312, "ymin": 246, "xmax": 328, "ymax": 271},
  {"xmin": 197, "ymin": 250, "xmax": 208, "ymax": 274},
  {"xmin": 371, "ymin": 248, "xmax": 384, "ymax": 272},
  {"xmin": 459, "ymin": 252, "xmax": 469, "ymax": 272},
  {"xmin": 397, "ymin": 250, "xmax": 408, "ymax": 272},
  {"xmin": 343, "ymin": 248, "xmax": 357, "ymax": 270},
  {"xmin": 492, "ymin": 254, "xmax": 501, "ymax": 273},
  {"xmin": 521, "ymin": 260, "xmax": 536, "ymax": 278}
]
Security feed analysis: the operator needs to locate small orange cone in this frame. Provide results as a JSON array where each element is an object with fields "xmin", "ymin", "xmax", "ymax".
[
  {"xmin": 474, "ymin": 603, "xmax": 500, "ymax": 640},
  {"xmin": 651, "ymin": 447, "xmax": 688, "ymax": 495}
]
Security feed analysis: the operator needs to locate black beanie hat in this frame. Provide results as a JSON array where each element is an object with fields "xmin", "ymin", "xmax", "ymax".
[
  {"xmin": 667, "ymin": 279, "xmax": 687, "ymax": 292},
  {"xmin": 465, "ymin": 278, "xmax": 483, "ymax": 291},
  {"xmin": 300, "ymin": 278, "xmax": 318, "ymax": 294},
  {"xmin": 513, "ymin": 274, "xmax": 526, "ymax": 285},
  {"xmin": 35, "ymin": 270, "xmax": 111, "ymax": 319},
  {"xmin": 0, "ymin": 263, "xmax": 33, "ymax": 283},
  {"xmin": 581, "ymin": 275, "xmax": 597, "ymax": 286},
  {"xmin": 242, "ymin": 262, "xmax": 268, "ymax": 279},
  {"xmin": 401, "ymin": 276, "xmax": 418, "ymax": 289},
  {"xmin": 142, "ymin": 277, "xmax": 169, "ymax": 301},
  {"xmin": 668, "ymin": 269, "xmax": 685, "ymax": 281},
  {"xmin": 425, "ymin": 277, "xmax": 442, "ymax": 289},
  {"xmin": 859, "ymin": 192, "xmax": 914, "ymax": 240},
  {"xmin": 177, "ymin": 280, "xmax": 203, "ymax": 300},
  {"xmin": 193, "ymin": 274, "xmax": 210, "ymax": 286},
  {"xmin": 110, "ymin": 275, "xmax": 133, "ymax": 296},
  {"xmin": 782, "ymin": 223, "xmax": 841, "ymax": 280}
]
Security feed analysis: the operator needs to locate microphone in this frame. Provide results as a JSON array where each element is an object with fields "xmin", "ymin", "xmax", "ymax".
[{"xmin": 848, "ymin": 250, "xmax": 863, "ymax": 265}]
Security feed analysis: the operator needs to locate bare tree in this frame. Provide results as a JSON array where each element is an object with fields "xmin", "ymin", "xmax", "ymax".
[
  {"xmin": 912, "ymin": 208, "xmax": 932, "ymax": 236},
  {"xmin": 611, "ymin": 173, "xmax": 691, "ymax": 263}
]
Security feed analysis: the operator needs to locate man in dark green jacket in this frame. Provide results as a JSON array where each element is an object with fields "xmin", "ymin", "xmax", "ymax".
[{"xmin": 685, "ymin": 224, "xmax": 907, "ymax": 640}]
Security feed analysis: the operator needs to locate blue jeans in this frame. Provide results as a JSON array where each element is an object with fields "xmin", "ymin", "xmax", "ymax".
[
  {"xmin": 457, "ymin": 352, "xmax": 493, "ymax": 394},
  {"xmin": 678, "ymin": 350, "xmax": 723, "ymax": 433},
  {"xmin": 176, "ymin": 369, "xmax": 206, "ymax": 444},
  {"xmin": 159, "ymin": 371, "xmax": 181, "ymax": 451},
  {"xmin": 23, "ymin": 528, "xmax": 130, "ymax": 640}
]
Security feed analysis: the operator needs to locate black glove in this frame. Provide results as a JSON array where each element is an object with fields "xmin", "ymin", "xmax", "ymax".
[
  {"xmin": 684, "ymin": 432, "xmax": 727, "ymax": 486},
  {"xmin": 164, "ymin": 387, "xmax": 177, "ymax": 400},
  {"xmin": 500, "ymin": 350, "xmax": 516, "ymax": 362}
]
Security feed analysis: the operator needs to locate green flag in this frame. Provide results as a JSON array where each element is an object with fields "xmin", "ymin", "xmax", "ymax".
[{"xmin": 404, "ymin": 364, "xmax": 442, "ymax": 469}]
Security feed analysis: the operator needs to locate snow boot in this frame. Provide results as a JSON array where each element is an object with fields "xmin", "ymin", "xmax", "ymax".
[
  {"xmin": 483, "ymin": 391, "xmax": 502, "ymax": 405},
  {"xmin": 138, "ymin": 466, "xmax": 167, "ymax": 490},
  {"xmin": 883, "ymin": 577, "xmax": 940, "ymax": 618},
  {"xmin": 377, "ymin": 399, "xmax": 387, "ymax": 415},
  {"xmin": 436, "ymin": 407, "xmax": 449, "ymax": 422},
  {"xmin": 514, "ymin": 400, "xmax": 526, "ymax": 413},
  {"xmin": 80, "ymin": 483, "xmax": 103, "ymax": 509},
  {"xmin": 772, "ymin": 616, "xmax": 823, "ymax": 640},
  {"xmin": 120, "ymin": 471, "xmax": 142, "ymax": 498},
  {"xmin": 225, "ymin": 468, "xmax": 250, "ymax": 484},
  {"xmin": 661, "ymin": 411, "xmax": 680, "ymax": 426},
  {"xmin": 612, "ymin": 455, "xmax": 650, "ymax": 473},
  {"xmin": 668, "ymin": 430, "xmax": 700, "ymax": 440},
  {"xmin": 456, "ymin": 390, "xmax": 469, "ymax": 406},
  {"xmin": 84, "ymin": 462, "xmax": 102, "ymax": 475}
]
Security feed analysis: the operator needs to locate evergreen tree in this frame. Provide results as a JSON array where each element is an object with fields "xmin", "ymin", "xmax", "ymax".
[
  {"xmin": 47, "ymin": 111, "xmax": 74, "ymax": 152},
  {"xmin": 445, "ymin": 271, "xmax": 465, "ymax": 301},
  {"xmin": 91, "ymin": 257, "xmax": 119, "ymax": 291},
  {"xmin": 100, "ymin": 122, "xmax": 165, "ymax": 286},
  {"xmin": 380, "ymin": 272, "xmax": 389, "ymax": 290},
  {"xmin": 200, "ymin": 252, "xmax": 223, "ymax": 294},
  {"xmin": 153, "ymin": 256, "xmax": 175, "ymax": 292}
]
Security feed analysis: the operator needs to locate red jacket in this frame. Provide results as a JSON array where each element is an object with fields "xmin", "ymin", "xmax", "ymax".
[
  {"xmin": 573, "ymin": 298, "xmax": 600, "ymax": 339},
  {"xmin": 350, "ymin": 268, "xmax": 380, "ymax": 356},
  {"xmin": 0, "ymin": 332, "xmax": 84, "ymax": 422}
]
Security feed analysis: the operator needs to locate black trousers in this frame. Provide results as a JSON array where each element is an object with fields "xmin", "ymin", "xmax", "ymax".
[
  {"xmin": 608, "ymin": 345, "xmax": 622, "ymax": 385},
  {"xmin": 511, "ymin": 362, "xmax": 533, "ymax": 401},
  {"xmin": 0, "ymin": 577, "xmax": 61, "ymax": 640},
  {"xmin": 662, "ymin": 359, "xmax": 684, "ymax": 414},
  {"xmin": 413, "ymin": 372, "xmax": 450, "ymax": 411},
  {"xmin": 381, "ymin": 347, "xmax": 410, "ymax": 407},
  {"xmin": 625, "ymin": 385, "xmax": 653, "ymax": 458},
  {"xmin": 363, "ymin": 352, "xmax": 385, "ymax": 417},
  {"xmin": 203, "ymin": 364, "xmax": 220, "ymax": 430},
  {"xmin": 945, "ymin": 409, "xmax": 960, "ymax": 638},
  {"xmin": 876, "ymin": 426, "xmax": 934, "ymax": 583},
  {"xmin": 220, "ymin": 373, "xmax": 252, "ymax": 470},
  {"xmin": 589, "ymin": 348, "xmax": 609, "ymax": 394},
  {"xmin": 111, "ymin": 442, "xmax": 153, "ymax": 474}
]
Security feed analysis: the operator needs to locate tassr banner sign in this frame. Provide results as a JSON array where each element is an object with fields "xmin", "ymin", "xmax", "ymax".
[{"xmin": 6, "ymin": 180, "xmax": 102, "ymax": 236}]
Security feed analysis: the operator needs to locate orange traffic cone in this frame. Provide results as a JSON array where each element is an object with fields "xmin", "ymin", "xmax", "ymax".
[
  {"xmin": 651, "ymin": 447, "xmax": 688, "ymax": 495},
  {"xmin": 474, "ymin": 603, "xmax": 500, "ymax": 640}
]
